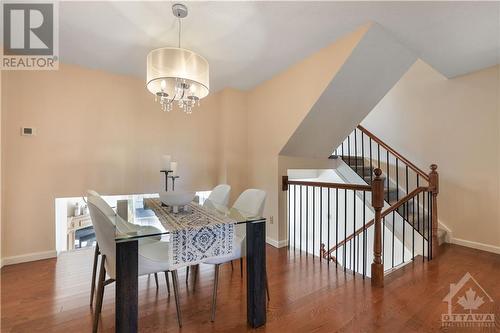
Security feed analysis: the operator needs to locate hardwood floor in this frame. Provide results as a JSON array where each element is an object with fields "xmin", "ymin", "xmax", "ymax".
[{"xmin": 2, "ymin": 244, "xmax": 499, "ymax": 332}]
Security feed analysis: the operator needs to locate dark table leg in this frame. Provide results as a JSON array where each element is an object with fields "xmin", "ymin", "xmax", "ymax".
[
  {"xmin": 246, "ymin": 220, "xmax": 267, "ymax": 328},
  {"xmin": 116, "ymin": 240, "xmax": 138, "ymax": 333}
]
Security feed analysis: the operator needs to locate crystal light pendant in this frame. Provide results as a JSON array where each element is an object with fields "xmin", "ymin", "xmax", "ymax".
[{"xmin": 146, "ymin": 4, "xmax": 209, "ymax": 114}]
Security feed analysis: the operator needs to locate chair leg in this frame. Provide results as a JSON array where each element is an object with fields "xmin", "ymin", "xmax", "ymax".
[
  {"xmin": 171, "ymin": 270, "xmax": 183, "ymax": 328},
  {"xmin": 164, "ymin": 271, "xmax": 171, "ymax": 294},
  {"xmin": 240, "ymin": 258, "xmax": 243, "ymax": 277},
  {"xmin": 191, "ymin": 265, "xmax": 199, "ymax": 292},
  {"xmin": 154, "ymin": 273, "xmax": 159, "ymax": 289},
  {"xmin": 93, "ymin": 254, "xmax": 106, "ymax": 333},
  {"xmin": 193, "ymin": 264, "xmax": 199, "ymax": 281},
  {"xmin": 90, "ymin": 244, "xmax": 100, "ymax": 306},
  {"xmin": 210, "ymin": 264, "xmax": 220, "ymax": 322},
  {"xmin": 185, "ymin": 266, "xmax": 190, "ymax": 283},
  {"xmin": 265, "ymin": 271, "xmax": 270, "ymax": 301}
]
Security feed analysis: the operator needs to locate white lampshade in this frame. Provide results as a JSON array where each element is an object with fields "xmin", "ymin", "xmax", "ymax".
[{"xmin": 146, "ymin": 47, "xmax": 209, "ymax": 102}]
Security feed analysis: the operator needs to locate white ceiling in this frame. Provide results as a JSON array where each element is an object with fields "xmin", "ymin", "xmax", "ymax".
[{"xmin": 60, "ymin": 1, "xmax": 500, "ymax": 92}]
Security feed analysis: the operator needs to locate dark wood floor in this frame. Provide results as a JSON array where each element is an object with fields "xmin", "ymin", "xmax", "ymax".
[{"xmin": 1, "ymin": 244, "xmax": 499, "ymax": 332}]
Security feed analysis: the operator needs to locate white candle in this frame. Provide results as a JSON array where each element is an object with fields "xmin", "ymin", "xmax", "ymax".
[
  {"xmin": 162, "ymin": 155, "xmax": 171, "ymax": 171},
  {"xmin": 170, "ymin": 162, "xmax": 178, "ymax": 176}
]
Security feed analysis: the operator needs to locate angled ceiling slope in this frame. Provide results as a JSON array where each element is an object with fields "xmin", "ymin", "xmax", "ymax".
[
  {"xmin": 280, "ymin": 24, "xmax": 417, "ymax": 159},
  {"xmin": 59, "ymin": 2, "xmax": 499, "ymax": 92}
]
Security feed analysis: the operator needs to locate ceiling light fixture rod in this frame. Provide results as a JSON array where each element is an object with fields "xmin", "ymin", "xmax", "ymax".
[
  {"xmin": 172, "ymin": 3, "xmax": 187, "ymax": 48},
  {"xmin": 178, "ymin": 18, "xmax": 181, "ymax": 48}
]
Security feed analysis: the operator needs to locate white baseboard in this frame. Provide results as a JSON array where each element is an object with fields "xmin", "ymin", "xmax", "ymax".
[
  {"xmin": 1, "ymin": 250, "xmax": 57, "ymax": 267},
  {"xmin": 450, "ymin": 238, "xmax": 500, "ymax": 255},
  {"xmin": 438, "ymin": 222, "xmax": 452, "ymax": 242},
  {"xmin": 266, "ymin": 237, "xmax": 288, "ymax": 248}
]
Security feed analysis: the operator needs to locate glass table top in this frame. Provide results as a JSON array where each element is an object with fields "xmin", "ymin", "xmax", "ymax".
[{"xmin": 110, "ymin": 194, "xmax": 265, "ymax": 242}]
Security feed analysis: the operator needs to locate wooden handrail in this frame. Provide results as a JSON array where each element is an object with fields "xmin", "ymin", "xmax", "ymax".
[
  {"xmin": 322, "ymin": 186, "xmax": 430, "ymax": 259},
  {"xmin": 283, "ymin": 178, "xmax": 372, "ymax": 192},
  {"xmin": 357, "ymin": 125, "xmax": 430, "ymax": 182}
]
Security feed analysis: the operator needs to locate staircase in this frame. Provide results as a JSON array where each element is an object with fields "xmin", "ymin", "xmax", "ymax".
[
  {"xmin": 282, "ymin": 124, "xmax": 442, "ymax": 286},
  {"xmin": 322, "ymin": 125, "xmax": 444, "ymax": 263}
]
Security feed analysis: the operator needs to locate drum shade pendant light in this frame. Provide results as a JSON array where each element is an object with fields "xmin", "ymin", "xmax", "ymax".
[{"xmin": 146, "ymin": 3, "xmax": 209, "ymax": 114}]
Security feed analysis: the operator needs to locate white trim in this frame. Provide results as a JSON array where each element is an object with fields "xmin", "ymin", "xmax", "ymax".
[
  {"xmin": 438, "ymin": 222, "xmax": 452, "ymax": 242},
  {"xmin": 450, "ymin": 238, "xmax": 500, "ymax": 255},
  {"xmin": 1, "ymin": 250, "xmax": 57, "ymax": 267},
  {"xmin": 266, "ymin": 237, "xmax": 288, "ymax": 248}
]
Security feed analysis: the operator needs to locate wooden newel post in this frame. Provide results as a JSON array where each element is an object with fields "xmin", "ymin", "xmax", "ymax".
[
  {"xmin": 282, "ymin": 176, "xmax": 289, "ymax": 191},
  {"xmin": 429, "ymin": 164, "xmax": 439, "ymax": 259},
  {"xmin": 371, "ymin": 168, "xmax": 384, "ymax": 287}
]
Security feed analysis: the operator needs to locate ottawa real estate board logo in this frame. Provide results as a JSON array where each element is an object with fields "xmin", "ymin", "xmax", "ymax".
[
  {"xmin": 442, "ymin": 272, "xmax": 495, "ymax": 328},
  {"xmin": 2, "ymin": 2, "xmax": 58, "ymax": 70}
]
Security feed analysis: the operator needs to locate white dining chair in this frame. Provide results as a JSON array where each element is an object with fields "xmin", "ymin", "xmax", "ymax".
[
  {"xmin": 203, "ymin": 189, "xmax": 268, "ymax": 322},
  {"xmin": 86, "ymin": 191, "xmax": 168, "ymax": 307},
  {"xmin": 88, "ymin": 196, "xmax": 183, "ymax": 333},
  {"xmin": 185, "ymin": 184, "xmax": 233, "ymax": 283},
  {"xmin": 206, "ymin": 184, "xmax": 231, "ymax": 207}
]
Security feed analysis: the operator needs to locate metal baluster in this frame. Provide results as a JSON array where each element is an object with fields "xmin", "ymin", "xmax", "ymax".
[
  {"xmin": 369, "ymin": 138, "xmax": 373, "ymax": 183},
  {"xmin": 320, "ymin": 187, "xmax": 323, "ymax": 262},
  {"xmin": 312, "ymin": 187, "xmax": 315, "ymax": 260},
  {"xmin": 363, "ymin": 191, "xmax": 366, "ymax": 278},
  {"xmin": 397, "ymin": 158, "xmax": 403, "ymax": 263},
  {"xmin": 335, "ymin": 188, "xmax": 339, "ymax": 268},
  {"xmin": 327, "ymin": 188, "xmax": 331, "ymax": 266},
  {"xmin": 356, "ymin": 234, "xmax": 360, "ymax": 273},
  {"xmin": 377, "ymin": 145, "xmax": 381, "ymax": 169},
  {"xmin": 347, "ymin": 134, "xmax": 351, "ymax": 167},
  {"xmin": 382, "ymin": 216, "xmax": 385, "ymax": 266},
  {"xmin": 288, "ymin": 184, "xmax": 290, "ymax": 249},
  {"xmin": 423, "ymin": 190, "xmax": 427, "ymax": 262},
  {"xmin": 354, "ymin": 129, "xmax": 358, "ymax": 174},
  {"xmin": 386, "ymin": 150, "xmax": 390, "ymax": 202},
  {"xmin": 392, "ymin": 211, "xmax": 395, "ymax": 268},
  {"xmin": 294, "ymin": 185, "xmax": 296, "ymax": 253},
  {"xmin": 361, "ymin": 132, "xmax": 365, "ymax": 182},
  {"xmin": 429, "ymin": 191, "xmax": 433, "ymax": 259},
  {"xmin": 396, "ymin": 158, "xmax": 399, "ymax": 201},
  {"xmin": 344, "ymin": 189, "xmax": 347, "ymax": 273},
  {"xmin": 353, "ymin": 190, "xmax": 356, "ymax": 274},
  {"xmin": 306, "ymin": 186, "xmax": 308, "ymax": 257},
  {"xmin": 407, "ymin": 166, "xmax": 412, "ymax": 259},
  {"xmin": 417, "ymin": 175, "xmax": 420, "ymax": 233},
  {"xmin": 300, "ymin": 185, "xmax": 303, "ymax": 253},
  {"xmin": 412, "ymin": 194, "xmax": 416, "ymax": 260}
]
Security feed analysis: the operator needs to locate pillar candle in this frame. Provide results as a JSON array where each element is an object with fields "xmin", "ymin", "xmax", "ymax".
[
  {"xmin": 170, "ymin": 162, "xmax": 178, "ymax": 176},
  {"xmin": 162, "ymin": 155, "xmax": 171, "ymax": 171}
]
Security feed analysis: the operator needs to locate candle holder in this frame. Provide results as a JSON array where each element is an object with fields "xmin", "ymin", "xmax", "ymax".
[
  {"xmin": 160, "ymin": 170, "xmax": 173, "ymax": 191},
  {"xmin": 168, "ymin": 175, "xmax": 180, "ymax": 191},
  {"xmin": 160, "ymin": 170, "xmax": 180, "ymax": 191}
]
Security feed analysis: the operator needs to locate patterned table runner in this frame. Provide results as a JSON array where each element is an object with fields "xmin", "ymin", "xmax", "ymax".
[{"xmin": 144, "ymin": 198, "xmax": 236, "ymax": 269}]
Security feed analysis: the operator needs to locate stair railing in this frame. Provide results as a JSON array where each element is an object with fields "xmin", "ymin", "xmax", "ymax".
[
  {"xmin": 331, "ymin": 125, "xmax": 439, "ymax": 260},
  {"xmin": 282, "ymin": 169, "xmax": 386, "ymax": 287}
]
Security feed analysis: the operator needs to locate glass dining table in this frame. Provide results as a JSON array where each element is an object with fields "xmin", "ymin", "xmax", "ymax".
[{"xmin": 111, "ymin": 195, "xmax": 267, "ymax": 333}]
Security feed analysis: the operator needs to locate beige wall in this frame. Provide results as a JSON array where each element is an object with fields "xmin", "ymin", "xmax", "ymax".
[
  {"xmin": 362, "ymin": 60, "xmax": 500, "ymax": 249},
  {"xmin": 246, "ymin": 24, "xmax": 370, "ymax": 241},
  {"xmin": 1, "ymin": 64, "xmax": 231, "ymax": 258},
  {"xmin": 1, "ymin": 23, "xmax": 369, "ymax": 259},
  {"xmin": 3, "ymin": 26, "xmax": 499, "ymax": 261},
  {"xmin": 216, "ymin": 89, "xmax": 248, "ymax": 204}
]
